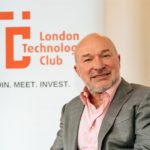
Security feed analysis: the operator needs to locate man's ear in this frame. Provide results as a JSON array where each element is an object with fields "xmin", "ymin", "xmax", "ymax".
[
  {"xmin": 74, "ymin": 65, "xmax": 80, "ymax": 77},
  {"xmin": 118, "ymin": 54, "xmax": 120, "ymax": 61},
  {"xmin": 118, "ymin": 54, "xmax": 121, "ymax": 64}
]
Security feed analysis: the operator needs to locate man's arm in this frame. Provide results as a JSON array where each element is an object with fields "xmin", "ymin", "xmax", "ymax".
[
  {"xmin": 50, "ymin": 105, "xmax": 66, "ymax": 150},
  {"xmin": 134, "ymin": 91, "xmax": 150, "ymax": 149}
]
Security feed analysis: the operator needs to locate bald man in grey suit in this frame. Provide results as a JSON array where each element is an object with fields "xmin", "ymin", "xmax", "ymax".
[{"xmin": 50, "ymin": 33, "xmax": 150, "ymax": 150}]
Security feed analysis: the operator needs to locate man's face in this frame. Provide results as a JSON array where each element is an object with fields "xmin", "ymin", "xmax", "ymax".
[{"xmin": 74, "ymin": 35, "xmax": 120, "ymax": 93}]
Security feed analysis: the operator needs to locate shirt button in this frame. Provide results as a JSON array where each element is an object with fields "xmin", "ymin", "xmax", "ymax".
[{"xmin": 91, "ymin": 125, "xmax": 95, "ymax": 129}]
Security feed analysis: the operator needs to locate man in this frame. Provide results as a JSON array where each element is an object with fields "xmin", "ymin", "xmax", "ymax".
[{"xmin": 50, "ymin": 33, "xmax": 150, "ymax": 150}]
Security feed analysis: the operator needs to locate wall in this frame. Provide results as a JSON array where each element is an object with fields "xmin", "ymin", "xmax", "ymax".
[{"xmin": 105, "ymin": 0, "xmax": 150, "ymax": 86}]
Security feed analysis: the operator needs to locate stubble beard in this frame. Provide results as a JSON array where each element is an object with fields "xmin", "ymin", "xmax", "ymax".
[{"xmin": 86, "ymin": 77, "xmax": 118, "ymax": 94}]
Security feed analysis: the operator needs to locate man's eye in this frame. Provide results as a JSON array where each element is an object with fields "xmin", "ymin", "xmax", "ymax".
[
  {"xmin": 83, "ymin": 58, "xmax": 92, "ymax": 62},
  {"xmin": 103, "ymin": 54, "xmax": 111, "ymax": 58}
]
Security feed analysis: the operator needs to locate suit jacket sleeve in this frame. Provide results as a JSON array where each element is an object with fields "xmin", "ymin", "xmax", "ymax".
[
  {"xmin": 134, "ymin": 90, "xmax": 150, "ymax": 149},
  {"xmin": 50, "ymin": 104, "xmax": 66, "ymax": 150}
]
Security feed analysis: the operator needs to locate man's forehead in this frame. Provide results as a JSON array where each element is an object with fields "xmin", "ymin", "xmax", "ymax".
[
  {"xmin": 76, "ymin": 41, "xmax": 117, "ymax": 56},
  {"xmin": 76, "ymin": 37, "xmax": 112, "ymax": 52},
  {"xmin": 74, "ymin": 33, "xmax": 118, "ymax": 60},
  {"xmin": 80, "ymin": 49, "xmax": 111, "ymax": 57}
]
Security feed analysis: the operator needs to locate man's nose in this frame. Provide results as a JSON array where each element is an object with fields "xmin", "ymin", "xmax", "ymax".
[{"xmin": 93, "ymin": 56, "xmax": 104, "ymax": 69}]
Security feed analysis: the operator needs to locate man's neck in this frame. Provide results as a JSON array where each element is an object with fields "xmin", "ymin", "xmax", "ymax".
[{"xmin": 90, "ymin": 93, "xmax": 103, "ymax": 109}]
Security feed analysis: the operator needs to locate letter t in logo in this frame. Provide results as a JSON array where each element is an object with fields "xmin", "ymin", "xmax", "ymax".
[{"xmin": 6, "ymin": 27, "xmax": 31, "ymax": 68}]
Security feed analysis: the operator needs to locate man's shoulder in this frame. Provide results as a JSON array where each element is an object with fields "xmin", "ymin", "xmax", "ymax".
[
  {"xmin": 120, "ymin": 78, "xmax": 150, "ymax": 94},
  {"xmin": 126, "ymin": 82, "xmax": 150, "ymax": 102},
  {"xmin": 131, "ymin": 83, "xmax": 150, "ymax": 93},
  {"xmin": 62, "ymin": 95, "xmax": 84, "ymax": 116},
  {"xmin": 65, "ymin": 95, "xmax": 82, "ymax": 107}
]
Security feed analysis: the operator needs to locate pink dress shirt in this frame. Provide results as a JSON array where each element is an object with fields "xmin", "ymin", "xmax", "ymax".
[{"xmin": 78, "ymin": 79, "xmax": 121, "ymax": 150}]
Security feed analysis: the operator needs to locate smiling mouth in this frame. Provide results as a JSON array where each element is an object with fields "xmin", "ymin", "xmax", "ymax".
[{"xmin": 91, "ymin": 72, "xmax": 111, "ymax": 79}]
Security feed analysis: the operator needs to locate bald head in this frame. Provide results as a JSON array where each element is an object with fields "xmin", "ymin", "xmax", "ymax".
[{"xmin": 74, "ymin": 33, "xmax": 118, "ymax": 63}]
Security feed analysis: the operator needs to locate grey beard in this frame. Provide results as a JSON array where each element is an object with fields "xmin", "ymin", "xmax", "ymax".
[{"xmin": 86, "ymin": 79, "xmax": 117, "ymax": 94}]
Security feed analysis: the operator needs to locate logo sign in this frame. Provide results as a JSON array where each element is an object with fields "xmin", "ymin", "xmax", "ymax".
[{"xmin": 0, "ymin": 11, "xmax": 79, "ymax": 69}]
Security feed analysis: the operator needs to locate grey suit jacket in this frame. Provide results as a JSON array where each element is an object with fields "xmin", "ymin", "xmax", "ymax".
[{"xmin": 50, "ymin": 79, "xmax": 150, "ymax": 150}]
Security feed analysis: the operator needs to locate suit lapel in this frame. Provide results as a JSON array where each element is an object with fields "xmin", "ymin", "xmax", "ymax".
[{"xmin": 98, "ymin": 79, "xmax": 133, "ymax": 149}]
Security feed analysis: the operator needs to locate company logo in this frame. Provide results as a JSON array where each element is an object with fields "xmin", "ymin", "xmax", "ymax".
[
  {"xmin": 1, "ymin": 11, "xmax": 79, "ymax": 69},
  {"xmin": 0, "ymin": 11, "xmax": 31, "ymax": 69}
]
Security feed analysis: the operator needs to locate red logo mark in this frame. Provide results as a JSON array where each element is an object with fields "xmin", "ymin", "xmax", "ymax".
[{"xmin": 1, "ymin": 11, "xmax": 31, "ymax": 69}]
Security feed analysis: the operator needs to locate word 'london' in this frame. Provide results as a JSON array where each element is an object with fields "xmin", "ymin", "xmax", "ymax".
[{"xmin": 40, "ymin": 31, "xmax": 79, "ymax": 41}]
